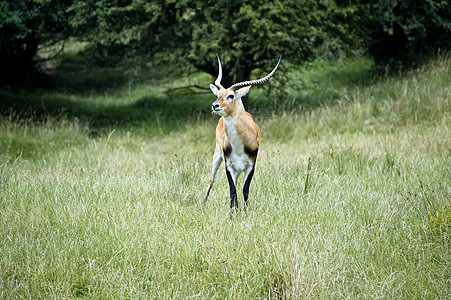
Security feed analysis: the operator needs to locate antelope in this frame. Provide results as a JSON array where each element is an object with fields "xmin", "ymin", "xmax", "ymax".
[{"xmin": 203, "ymin": 55, "xmax": 281, "ymax": 212}]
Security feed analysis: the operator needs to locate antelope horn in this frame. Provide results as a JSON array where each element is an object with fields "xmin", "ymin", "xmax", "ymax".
[
  {"xmin": 230, "ymin": 56, "xmax": 282, "ymax": 91},
  {"xmin": 214, "ymin": 55, "xmax": 224, "ymax": 89}
]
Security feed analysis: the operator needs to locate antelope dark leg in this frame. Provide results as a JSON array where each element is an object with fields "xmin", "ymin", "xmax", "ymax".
[
  {"xmin": 243, "ymin": 166, "xmax": 255, "ymax": 212},
  {"xmin": 225, "ymin": 166, "xmax": 238, "ymax": 211}
]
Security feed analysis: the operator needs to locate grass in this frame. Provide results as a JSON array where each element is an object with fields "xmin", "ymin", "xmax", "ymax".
[{"xmin": 0, "ymin": 50, "xmax": 450, "ymax": 299}]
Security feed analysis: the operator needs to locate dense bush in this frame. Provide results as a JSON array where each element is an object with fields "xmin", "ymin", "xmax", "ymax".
[
  {"xmin": 69, "ymin": 0, "xmax": 364, "ymax": 85},
  {"xmin": 369, "ymin": 0, "xmax": 451, "ymax": 72},
  {"xmin": 1, "ymin": 0, "xmax": 450, "ymax": 84},
  {"xmin": 0, "ymin": 0, "xmax": 70, "ymax": 83}
]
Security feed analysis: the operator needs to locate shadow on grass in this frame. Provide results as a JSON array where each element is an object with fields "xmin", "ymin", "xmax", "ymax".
[
  {"xmin": 0, "ymin": 89, "xmax": 213, "ymax": 136},
  {"xmin": 0, "ymin": 54, "xmax": 374, "ymax": 135},
  {"xmin": 0, "ymin": 51, "xmax": 215, "ymax": 136}
]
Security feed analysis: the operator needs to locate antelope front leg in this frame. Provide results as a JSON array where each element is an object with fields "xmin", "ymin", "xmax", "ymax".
[
  {"xmin": 242, "ymin": 165, "xmax": 255, "ymax": 212},
  {"xmin": 225, "ymin": 164, "xmax": 238, "ymax": 214}
]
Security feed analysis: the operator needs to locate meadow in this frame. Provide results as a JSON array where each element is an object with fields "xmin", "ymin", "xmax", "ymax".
[{"xmin": 0, "ymin": 49, "xmax": 450, "ymax": 299}]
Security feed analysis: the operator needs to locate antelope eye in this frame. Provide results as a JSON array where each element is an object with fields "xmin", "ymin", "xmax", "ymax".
[{"xmin": 227, "ymin": 94, "xmax": 234, "ymax": 100}]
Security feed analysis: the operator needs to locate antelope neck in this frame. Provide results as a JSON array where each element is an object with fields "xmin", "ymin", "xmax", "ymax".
[{"xmin": 223, "ymin": 111, "xmax": 251, "ymax": 149}]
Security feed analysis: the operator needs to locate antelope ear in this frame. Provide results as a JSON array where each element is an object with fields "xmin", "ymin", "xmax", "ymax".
[
  {"xmin": 236, "ymin": 86, "xmax": 251, "ymax": 99},
  {"xmin": 210, "ymin": 84, "xmax": 219, "ymax": 96}
]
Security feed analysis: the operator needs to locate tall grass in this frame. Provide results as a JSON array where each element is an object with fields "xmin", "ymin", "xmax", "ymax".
[{"xmin": 0, "ymin": 54, "xmax": 450, "ymax": 299}]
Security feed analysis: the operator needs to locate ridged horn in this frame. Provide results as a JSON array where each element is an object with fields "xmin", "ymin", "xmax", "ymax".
[
  {"xmin": 214, "ymin": 55, "xmax": 224, "ymax": 89},
  {"xmin": 230, "ymin": 56, "xmax": 282, "ymax": 91}
]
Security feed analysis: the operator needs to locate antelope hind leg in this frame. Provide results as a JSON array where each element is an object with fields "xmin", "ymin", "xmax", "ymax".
[{"xmin": 204, "ymin": 148, "xmax": 223, "ymax": 203}]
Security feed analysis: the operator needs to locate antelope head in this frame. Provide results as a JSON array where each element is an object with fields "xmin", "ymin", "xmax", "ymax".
[{"xmin": 210, "ymin": 55, "xmax": 281, "ymax": 117}]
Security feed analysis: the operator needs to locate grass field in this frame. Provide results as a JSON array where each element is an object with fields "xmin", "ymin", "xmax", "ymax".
[{"xmin": 0, "ymin": 51, "xmax": 450, "ymax": 299}]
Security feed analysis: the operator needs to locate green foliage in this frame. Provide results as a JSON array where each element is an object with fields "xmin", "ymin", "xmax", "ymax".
[
  {"xmin": 0, "ymin": 0, "xmax": 71, "ymax": 83},
  {"xmin": 68, "ymin": 0, "xmax": 368, "ymax": 85},
  {"xmin": 369, "ymin": 0, "xmax": 451, "ymax": 72},
  {"xmin": 3, "ymin": 0, "xmax": 450, "ymax": 86}
]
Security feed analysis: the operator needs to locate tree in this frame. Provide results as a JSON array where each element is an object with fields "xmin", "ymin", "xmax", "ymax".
[
  {"xmin": 68, "ymin": 0, "xmax": 364, "ymax": 86},
  {"xmin": 368, "ymin": 0, "xmax": 451, "ymax": 71},
  {"xmin": 0, "ymin": 0, "xmax": 71, "ymax": 83},
  {"xmin": 6, "ymin": 0, "xmax": 446, "ymax": 88}
]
